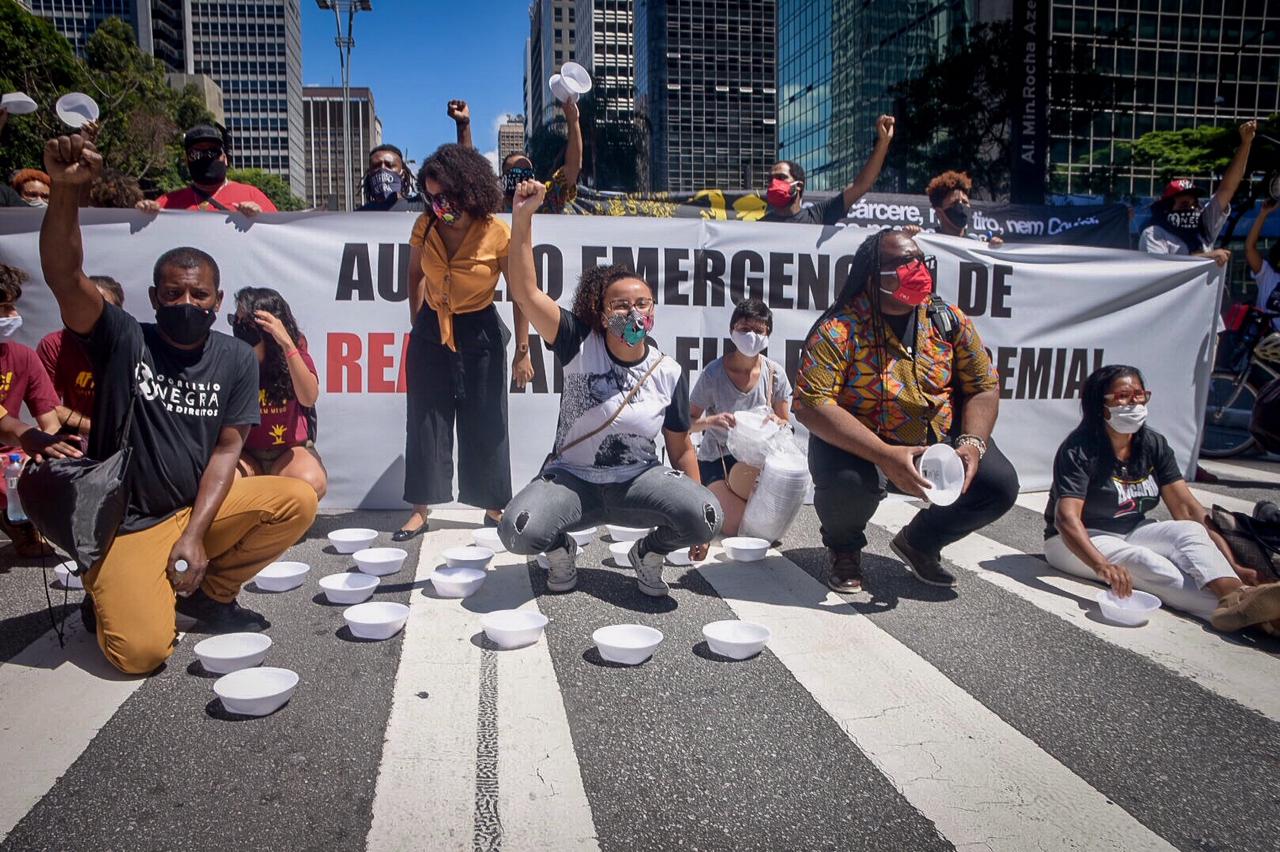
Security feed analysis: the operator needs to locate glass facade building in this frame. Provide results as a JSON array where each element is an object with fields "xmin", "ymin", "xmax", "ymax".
[
  {"xmin": 524, "ymin": 0, "xmax": 578, "ymax": 134},
  {"xmin": 635, "ymin": 0, "xmax": 778, "ymax": 192},
  {"xmin": 303, "ymin": 86, "xmax": 379, "ymax": 211},
  {"xmin": 574, "ymin": 0, "xmax": 636, "ymax": 126}
]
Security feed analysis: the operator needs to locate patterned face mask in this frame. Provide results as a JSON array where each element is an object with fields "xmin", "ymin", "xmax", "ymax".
[
  {"xmin": 606, "ymin": 308, "xmax": 654, "ymax": 346},
  {"xmin": 429, "ymin": 193, "xmax": 460, "ymax": 224}
]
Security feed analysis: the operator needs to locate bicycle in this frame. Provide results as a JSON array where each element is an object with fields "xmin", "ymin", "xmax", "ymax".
[{"xmin": 1201, "ymin": 306, "xmax": 1280, "ymax": 458}]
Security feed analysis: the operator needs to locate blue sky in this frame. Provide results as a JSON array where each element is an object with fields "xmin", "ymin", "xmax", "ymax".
[{"xmin": 301, "ymin": 0, "xmax": 530, "ymax": 168}]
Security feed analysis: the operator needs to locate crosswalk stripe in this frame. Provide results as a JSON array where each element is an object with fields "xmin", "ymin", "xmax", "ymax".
[
  {"xmin": 365, "ymin": 511, "xmax": 598, "ymax": 852},
  {"xmin": 881, "ymin": 499, "xmax": 1280, "ymax": 720},
  {"xmin": 1198, "ymin": 459, "xmax": 1280, "ymax": 485},
  {"xmin": 1019, "ymin": 485, "xmax": 1260, "ymax": 518},
  {"xmin": 0, "ymin": 615, "xmax": 148, "ymax": 841},
  {"xmin": 697, "ymin": 549, "xmax": 1177, "ymax": 852}
]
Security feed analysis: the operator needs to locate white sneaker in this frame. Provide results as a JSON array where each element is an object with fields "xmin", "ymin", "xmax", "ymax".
[
  {"xmin": 544, "ymin": 538, "xmax": 579, "ymax": 593},
  {"xmin": 627, "ymin": 541, "xmax": 669, "ymax": 597}
]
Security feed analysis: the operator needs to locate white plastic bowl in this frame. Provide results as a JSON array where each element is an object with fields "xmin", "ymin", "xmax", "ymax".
[
  {"xmin": 560, "ymin": 61, "xmax": 593, "ymax": 94},
  {"xmin": 1, "ymin": 92, "xmax": 38, "ymax": 115},
  {"xmin": 343, "ymin": 601, "xmax": 410, "ymax": 640},
  {"xmin": 194, "ymin": 632, "xmax": 272, "ymax": 674},
  {"xmin": 481, "ymin": 610, "xmax": 550, "ymax": 649},
  {"xmin": 53, "ymin": 560, "xmax": 84, "ymax": 589},
  {"xmin": 254, "ymin": 560, "xmax": 309, "ymax": 592},
  {"xmin": 318, "ymin": 572, "xmax": 380, "ymax": 604},
  {"xmin": 593, "ymin": 624, "xmax": 663, "ymax": 665},
  {"xmin": 55, "ymin": 92, "xmax": 99, "ymax": 128},
  {"xmin": 918, "ymin": 443, "xmax": 965, "ymax": 506},
  {"xmin": 535, "ymin": 553, "xmax": 550, "ymax": 569},
  {"xmin": 353, "ymin": 547, "xmax": 408, "ymax": 577},
  {"xmin": 702, "ymin": 620, "xmax": 771, "ymax": 660},
  {"xmin": 1096, "ymin": 590, "xmax": 1161, "ymax": 627},
  {"xmin": 548, "ymin": 73, "xmax": 575, "ymax": 103},
  {"xmin": 213, "ymin": 666, "xmax": 298, "ymax": 716},
  {"xmin": 567, "ymin": 527, "xmax": 598, "ymax": 548},
  {"xmin": 329, "ymin": 527, "xmax": 378, "ymax": 554},
  {"xmin": 723, "ymin": 536, "xmax": 770, "ymax": 562},
  {"xmin": 607, "ymin": 524, "xmax": 649, "ymax": 542},
  {"xmin": 608, "ymin": 540, "xmax": 635, "ymax": 566},
  {"xmin": 430, "ymin": 566, "xmax": 487, "ymax": 598},
  {"xmin": 443, "ymin": 546, "xmax": 493, "ymax": 570},
  {"xmin": 473, "ymin": 527, "xmax": 505, "ymax": 552},
  {"xmin": 666, "ymin": 547, "xmax": 693, "ymax": 567}
]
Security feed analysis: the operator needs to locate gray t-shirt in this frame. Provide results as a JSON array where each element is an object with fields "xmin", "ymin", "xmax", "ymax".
[{"xmin": 690, "ymin": 356, "xmax": 792, "ymax": 461}]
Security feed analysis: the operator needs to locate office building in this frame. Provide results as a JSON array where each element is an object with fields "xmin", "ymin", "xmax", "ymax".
[
  {"xmin": 1047, "ymin": 0, "xmax": 1280, "ymax": 198},
  {"xmin": 498, "ymin": 115, "xmax": 526, "ymax": 164},
  {"xmin": 27, "ymin": 1, "xmax": 186, "ymax": 64},
  {"xmin": 303, "ymin": 86, "xmax": 380, "ymax": 211},
  {"xmin": 524, "ymin": 0, "xmax": 578, "ymax": 135},
  {"xmin": 777, "ymin": 0, "xmax": 974, "ymax": 192},
  {"xmin": 635, "ymin": 0, "xmax": 778, "ymax": 193},
  {"xmin": 574, "ymin": 0, "xmax": 635, "ymax": 125}
]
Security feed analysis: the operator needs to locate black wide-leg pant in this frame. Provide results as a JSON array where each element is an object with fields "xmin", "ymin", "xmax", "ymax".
[{"xmin": 403, "ymin": 305, "xmax": 512, "ymax": 509}]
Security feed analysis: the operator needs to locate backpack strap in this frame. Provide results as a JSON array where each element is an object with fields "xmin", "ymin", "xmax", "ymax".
[{"xmin": 927, "ymin": 295, "xmax": 960, "ymax": 344}]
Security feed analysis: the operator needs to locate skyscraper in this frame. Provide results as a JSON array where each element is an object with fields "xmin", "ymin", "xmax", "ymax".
[
  {"xmin": 303, "ymin": 86, "xmax": 380, "ymax": 210},
  {"xmin": 498, "ymin": 115, "xmax": 526, "ymax": 165},
  {"xmin": 574, "ymin": 0, "xmax": 635, "ymax": 125},
  {"xmin": 26, "ymin": 0, "xmax": 185, "ymax": 64},
  {"xmin": 635, "ymin": 0, "xmax": 778, "ymax": 193},
  {"xmin": 524, "ymin": 0, "xmax": 578, "ymax": 136}
]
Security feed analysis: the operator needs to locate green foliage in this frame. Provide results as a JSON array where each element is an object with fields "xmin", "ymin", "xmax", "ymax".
[
  {"xmin": 0, "ymin": 5, "xmax": 212, "ymax": 189},
  {"xmin": 227, "ymin": 168, "xmax": 307, "ymax": 211}
]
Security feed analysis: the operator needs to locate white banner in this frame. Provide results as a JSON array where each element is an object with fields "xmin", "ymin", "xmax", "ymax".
[{"xmin": 0, "ymin": 209, "xmax": 1221, "ymax": 508}]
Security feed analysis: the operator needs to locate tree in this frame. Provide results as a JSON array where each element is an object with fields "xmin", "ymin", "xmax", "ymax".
[
  {"xmin": 227, "ymin": 168, "xmax": 308, "ymax": 211},
  {"xmin": 528, "ymin": 91, "xmax": 647, "ymax": 193}
]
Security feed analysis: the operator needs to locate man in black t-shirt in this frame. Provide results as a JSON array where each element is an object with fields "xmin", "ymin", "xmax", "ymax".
[
  {"xmin": 762, "ymin": 115, "xmax": 895, "ymax": 225},
  {"xmin": 39, "ymin": 133, "xmax": 318, "ymax": 675}
]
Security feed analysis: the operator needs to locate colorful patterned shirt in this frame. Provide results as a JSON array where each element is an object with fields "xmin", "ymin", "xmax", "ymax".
[
  {"xmin": 541, "ymin": 167, "xmax": 577, "ymax": 214},
  {"xmin": 794, "ymin": 293, "xmax": 998, "ymax": 446}
]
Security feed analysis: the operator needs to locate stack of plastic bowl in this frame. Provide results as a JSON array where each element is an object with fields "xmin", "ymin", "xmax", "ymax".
[{"xmin": 739, "ymin": 451, "xmax": 811, "ymax": 544}]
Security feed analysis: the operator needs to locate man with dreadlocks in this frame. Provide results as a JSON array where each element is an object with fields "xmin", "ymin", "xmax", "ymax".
[{"xmin": 793, "ymin": 229, "xmax": 1019, "ymax": 593}]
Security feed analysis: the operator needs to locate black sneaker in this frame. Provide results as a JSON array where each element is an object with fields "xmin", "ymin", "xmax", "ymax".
[
  {"xmin": 175, "ymin": 589, "xmax": 270, "ymax": 632},
  {"xmin": 890, "ymin": 531, "xmax": 956, "ymax": 587},
  {"xmin": 825, "ymin": 549, "xmax": 863, "ymax": 593},
  {"xmin": 80, "ymin": 593, "xmax": 97, "ymax": 634}
]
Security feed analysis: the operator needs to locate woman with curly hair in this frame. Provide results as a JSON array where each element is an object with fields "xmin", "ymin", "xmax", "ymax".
[
  {"xmin": 10, "ymin": 168, "xmax": 50, "ymax": 207},
  {"xmin": 229, "ymin": 287, "xmax": 327, "ymax": 498},
  {"xmin": 395, "ymin": 144, "xmax": 533, "ymax": 539},
  {"xmin": 495, "ymin": 180, "xmax": 723, "ymax": 598}
]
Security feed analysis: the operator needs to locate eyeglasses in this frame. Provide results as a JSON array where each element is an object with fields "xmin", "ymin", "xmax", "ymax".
[
  {"xmin": 879, "ymin": 254, "xmax": 937, "ymax": 276},
  {"xmin": 1104, "ymin": 390, "xmax": 1152, "ymax": 405},
  {"xmin": 607, "ymin": 298, "xmax": 655, "ymax": 313},
  {"xmin": 188, "ymin": 148, "xmax": 223, "ymax": 162}
]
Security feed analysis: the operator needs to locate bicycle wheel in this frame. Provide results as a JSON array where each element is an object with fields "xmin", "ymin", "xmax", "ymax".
[{"xmin": 1200, "ymin": 370, "xmax": 1259, "ymax": 458}]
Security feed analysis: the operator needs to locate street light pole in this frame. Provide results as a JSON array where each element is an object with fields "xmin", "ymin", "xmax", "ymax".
[{"xmin": 316, "ymin": 1, "xmax": 372, "ymax": 211}]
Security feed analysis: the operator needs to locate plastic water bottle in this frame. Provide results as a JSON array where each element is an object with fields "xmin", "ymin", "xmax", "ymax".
[
  {"xmin": 174, "ymin": 559, "xmax": 191, "ymax": 598},
  {"xmin": 5, "ymin": 454, "xmax": 26, "ymax": 523}
]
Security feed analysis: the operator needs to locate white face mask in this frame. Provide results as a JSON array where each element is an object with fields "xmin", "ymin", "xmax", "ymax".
[
  {"xmin": 0, "ymin": 316, "xmax": 22, "ymax": 338},
  {"xmin": 731, "ymin": 329, "xmax": 769, "ymax": 357},
  {"xmin": 1106, "ymin": 403, "xmax": 1147, "ymax": 435}
]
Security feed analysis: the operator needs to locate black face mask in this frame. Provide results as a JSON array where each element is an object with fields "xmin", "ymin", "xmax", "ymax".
[
  {"xmin": 943, "ymin": 203, "xmax": 970, "ymax": 230},
  {"xmin": 365, "ymin": 168, "xmax": 403, "ymax": 203},
  {"xmin": 1156, "ymin": 205, "xmax": 1208, "ymax": 253},
  {"xmin": 232, "ymin": 320, "xmax": 262, "ymax": 346},
  {"xmin": 156, "ymin": 303, "xmax": 217, "ymax": 346},
  {"xmin": 189, "ymin": 157, "xmax": 228, "ymax": 185},
  {"xmin": 502, "ymin": 167, "xmax": 536, "ymax": 194}
]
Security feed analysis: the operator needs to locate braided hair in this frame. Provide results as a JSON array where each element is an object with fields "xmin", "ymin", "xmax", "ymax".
[{"xmin": 233, "ymin": 287, "xmax": 305, "ymax": 405}]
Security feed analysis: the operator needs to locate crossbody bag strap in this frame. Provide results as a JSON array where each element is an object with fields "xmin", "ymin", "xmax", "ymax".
[
  {"xmin": 192, "ymin": 184, "xmax": 233, "ymax": 213},
  {"xmin": 552, "ymin": 355, "xmax": 666, "ymax": 461}
]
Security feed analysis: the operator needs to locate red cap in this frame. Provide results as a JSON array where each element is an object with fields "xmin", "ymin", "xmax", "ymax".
[{"xmin": 1160, "ymin": 178, "xmax": 1205, "ymax": 201}]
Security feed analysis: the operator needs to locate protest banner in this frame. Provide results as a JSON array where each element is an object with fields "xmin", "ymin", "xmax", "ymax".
[{"xmin": 0, "ymin": 209, "xmax": 1220, "ymax": 508}]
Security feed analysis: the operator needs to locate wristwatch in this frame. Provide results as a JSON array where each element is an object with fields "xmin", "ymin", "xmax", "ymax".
[{"xmin": 956, "ymin": 434, "xmax": 987, "ymax": 459}]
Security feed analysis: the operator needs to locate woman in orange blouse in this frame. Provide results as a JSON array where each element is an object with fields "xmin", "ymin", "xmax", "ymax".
[{"xmin": 394, "ymin": 144, "xmax": 534, "ymax": 541}]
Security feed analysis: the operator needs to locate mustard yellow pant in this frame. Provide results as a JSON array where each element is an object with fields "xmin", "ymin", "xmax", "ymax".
[{"xmin": 84, "ymin": 476, "xmax": 318, "ymax": 674}]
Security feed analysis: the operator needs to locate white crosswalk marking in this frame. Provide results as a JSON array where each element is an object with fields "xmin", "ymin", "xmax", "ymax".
[
  {"xmin": 697, "ymin": 549, "xmax": 1177, "ymax": 852},
  {"xmin": 1198, "ymin": 459, "xmax": 1280, "ymax": 485}
]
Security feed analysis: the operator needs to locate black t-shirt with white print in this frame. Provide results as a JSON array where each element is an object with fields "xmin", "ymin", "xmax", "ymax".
[
  {"xmin": 85, "ymin": 303, "xmax": 261, "ymax": 533},
  {"xmin": 1043, "ymin": 428, "xmax": 1184, "ymax": 538},
  {"xmin": 547, "ymin": 308, "xmax": 689, "ymax": 484}
]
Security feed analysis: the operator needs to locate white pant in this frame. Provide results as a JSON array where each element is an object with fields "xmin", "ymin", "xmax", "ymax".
[{"xmin": 1043, "ymin": 520, "xmax": 1236, "ymax": 621}]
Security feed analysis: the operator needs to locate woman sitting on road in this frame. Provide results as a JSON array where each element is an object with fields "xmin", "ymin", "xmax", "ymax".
[
  {"xmin": 689, "ymin": 298, "xmax": 792, "ymax": 536},
  {"xmin": 1044, "ymin": 364, "xmax": 1280, "ymax": 631},
  {"xmin": 498, "ymin": 180, "xmax": 723, "ymax": 597},
  {"xmin": 229, "ymin": 287, "xmax": 327, "ymax": 498}
]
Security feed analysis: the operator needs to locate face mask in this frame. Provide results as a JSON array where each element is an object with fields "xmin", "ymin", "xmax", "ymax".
[
  {"xmin": 189, "ymin": 156, "xmax": 228, "ymax": 185},
  {"xmin": 232, "ymin": 320, "xmax": 262, "ymax": 346},
  {"xmin": 943, "ymin": 203, "xmax": 970, "ymax": 229},
  {"xmin": 880, "ymin": 258, "xmax": 934, "ymax": 307},
  {"xmin": 25, "ymin": 199, "xmax": 48, "ymax": 208},
  {"xmin": 730, "ymin": 329, "xmax": 768, "ymax": 357},
  {"xmin": 365, "ymin": 168, "xmax": 403, "ymax": 203},
  {"xmin": 607, "ymin": 309, "xmax": 654, "ymax": 347},
  {"xmin": 1164, "ymin": 208, "xmax": 1203, "ymax": 231},
  {"xmin": 1106, "ymin": 403, "xmax": 1148, "ymax": 435},
  {"xmin": 765, "ymin": 178, "xmax": 797, "ymax": 208},
  {"xmin": 0, "ymin": 316, "xmax": 22, "ymax": 338},
  {"xmin": 502, "ymin": 167, "xmax": 536, "ymax": 194},
  {"xmin": 156, "ymin": 303, "xmax": 216, "ymax": 346},
  {"xmin": 431, "ymin": 195, "xmax": 460, "ymax": 224}
]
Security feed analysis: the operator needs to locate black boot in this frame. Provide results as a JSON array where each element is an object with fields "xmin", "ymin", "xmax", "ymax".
[{"xmin": 175, "ymin": 589, "xmax": 270, "ymax": 632}]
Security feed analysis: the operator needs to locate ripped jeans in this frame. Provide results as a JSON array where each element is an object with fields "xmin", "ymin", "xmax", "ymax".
[{"xmin": 499, "ymin": 464, "xmax": 724, "ymax": 556}]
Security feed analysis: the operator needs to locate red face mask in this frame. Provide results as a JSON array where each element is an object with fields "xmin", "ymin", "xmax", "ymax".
[
  {"xmin": 766, "ymin": 178, "xmax": 796, "ymax": 208},
  {"xmin": 881, "ymin": 257, "xmax": 934, "ymax": 306}
]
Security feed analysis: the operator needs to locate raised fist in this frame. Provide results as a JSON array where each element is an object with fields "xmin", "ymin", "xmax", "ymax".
[
  {"xmin": 43, "ymin": 134, "xmax": 102, "ymax": 186},
  {"xmin": 447, "ymin": 100, "xmax": 470, "ymax": 125}
]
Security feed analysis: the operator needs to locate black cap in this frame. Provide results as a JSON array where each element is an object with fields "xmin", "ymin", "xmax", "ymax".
[{"xmin": 183, "ymin": 125, "xmax": 225, "ymax": 151}]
